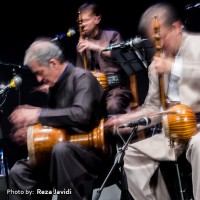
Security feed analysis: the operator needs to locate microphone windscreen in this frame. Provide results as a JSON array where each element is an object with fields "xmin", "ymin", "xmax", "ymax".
[
  {"xmin": 67, "ymin": 28, "xmax": 76, "ymax": 37},
  {"xmin": 11, "ymin": 75, "xmax": 22, "ymax": 88}
]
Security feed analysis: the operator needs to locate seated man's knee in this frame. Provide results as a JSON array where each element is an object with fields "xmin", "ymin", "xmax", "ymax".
[
  {"xmin": 9, "ymin": 162, "xmax": 23, "ymax": 181},
  {"xmin": 52, "ymin": 143, "xmax": 75, "ymax": 157},
  {"xmin": 107, "ymin": 103, "xmax": 120, "ymax": 115},
  {"xmin": 106, "ymin": 101, "xmax": 128, "ymax": 115}
]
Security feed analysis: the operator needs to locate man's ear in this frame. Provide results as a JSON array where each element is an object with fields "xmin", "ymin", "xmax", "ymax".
[
  {"xmin": 49, "ymin": 59, "xmax": 57, "ymax": 69},
  {"xmin": 94, "ymin": 15, "xmax": 101, "ymax": 25},
  {"xmin": 172, "ymin": 20, "xmax": 183, "ymax": 34}
]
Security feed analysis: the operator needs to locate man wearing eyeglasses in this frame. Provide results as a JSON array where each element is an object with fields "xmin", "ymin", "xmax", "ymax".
[{"xmin": 76, "ymin": 2, "xmax": 133, "ymax": 116}]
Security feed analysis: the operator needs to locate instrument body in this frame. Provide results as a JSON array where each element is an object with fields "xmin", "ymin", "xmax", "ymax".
[
  {"xmin": 27, "ymin": 119, "xmax": 108, "ymax": 166},
  {"xmin": 162, "ymin": 104, "xmax": 197, "ymax": 142},
  {"xmin": 91, "ymin": 71, "xmax": 109, "ymax": 91}
]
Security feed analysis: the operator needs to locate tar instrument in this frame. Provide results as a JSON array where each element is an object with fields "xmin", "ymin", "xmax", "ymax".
[
  {"xmin": 78, "ymin": 10, "xmax": 88, "ymax": 70},
  {"xmin": 78, "ymin": 10, "xmax": 108, "ymax": 92},
  {"xmin": 153, "ymin": 16, "xmax": 197, "ymax": 145},
  {"xmin": 27, "ymin": 119, "xmax": 109, "ymax": 166}
]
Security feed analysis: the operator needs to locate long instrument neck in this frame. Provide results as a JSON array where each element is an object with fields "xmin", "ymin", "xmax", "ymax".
[
  {"xmin": 153, "ymin": 16, "xmax": 167, "ymax": 110},
  {"xmin": 78, "ymin": 10, "xmax": 88, "ymax": 70}
]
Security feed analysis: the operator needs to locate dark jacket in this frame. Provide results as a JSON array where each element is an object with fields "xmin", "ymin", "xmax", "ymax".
[{"xmin": 39, "ymin": 63, "xmax": 106, "ymax": 133}]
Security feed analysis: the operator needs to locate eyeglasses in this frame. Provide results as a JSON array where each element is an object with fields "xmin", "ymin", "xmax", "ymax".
[{"xmin": 77, "ymin": 16, "xmax": 96, "ymax": 25}]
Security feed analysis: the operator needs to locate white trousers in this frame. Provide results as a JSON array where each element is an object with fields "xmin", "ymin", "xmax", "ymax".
[{"xmin": 124, "ymin": 132, "xmax": 200, "ymax": 200}]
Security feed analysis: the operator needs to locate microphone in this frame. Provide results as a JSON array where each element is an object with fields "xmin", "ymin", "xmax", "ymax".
[
  {"xmin": 52, "ymin": 28, "xmax": 76, "ymax": 41},
  {"xmin": 185, "ymin": 3, "xmax": 200, "ymax": 10},
  {"xmin": 103, "ymin": 37, "xmax": 148, "ymax": 51},
  {"xmin": 118, "ymin": 117, "xmax": 151, "ymax": 128},
  {"xmin": 0, "ymin": 75, "xmax": 22, "ymax": 95}
]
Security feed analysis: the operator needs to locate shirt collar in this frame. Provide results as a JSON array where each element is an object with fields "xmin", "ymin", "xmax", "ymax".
[{"xmin": 56, "ymin": 62, "xmax": 71, "ymax": 83}]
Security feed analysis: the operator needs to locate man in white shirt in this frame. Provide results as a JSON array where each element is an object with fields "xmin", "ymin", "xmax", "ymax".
[{"xmin": 105, "ymin": 2, "xmax": 200, "ymax": 200}]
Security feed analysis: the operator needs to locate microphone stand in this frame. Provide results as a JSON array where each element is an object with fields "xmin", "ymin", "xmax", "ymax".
[
  {"xmin": 133, "ymin": 47, "xmax": 148, "ymax": 69},
  {"xmin": 0, "ymin": 108, "xmax": 9, "ymax": 200},
  {"xmin": 93, "ymin": 126, "xmax": 138, "ymax": 200}
]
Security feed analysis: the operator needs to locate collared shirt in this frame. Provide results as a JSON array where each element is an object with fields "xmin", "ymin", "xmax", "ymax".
[
  {"xmin": 167, "ymin": 56, "xmax": 182, "ymax": 102},
  {"xmin": 56, "ymin": 62, "xmax": 71, "ymax": 83}
]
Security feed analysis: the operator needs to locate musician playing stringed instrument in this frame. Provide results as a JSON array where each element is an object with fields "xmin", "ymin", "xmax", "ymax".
[
  {"xmin": 105, "ymin": 2, "xmax": 200, "ymax": 200},
  {"xmin": 8, "ymin": 38, "xmax": 108, "ymax": 200},
  {"xmin": 76, "ymin": 2, "xmax": 133, "ymax": 115}
]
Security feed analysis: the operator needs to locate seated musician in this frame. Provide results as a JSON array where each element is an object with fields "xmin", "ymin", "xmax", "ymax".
[
  {"xmin": 8, "ymin": 38, "xmax": 108, "ymax": 200},
  {"xmin": 105, "ymin": 2, "xmax": 200, "ymax": 200},
  {"xmin": 76, "ymin": 2, "xmax": 133, "ymax": 115}
]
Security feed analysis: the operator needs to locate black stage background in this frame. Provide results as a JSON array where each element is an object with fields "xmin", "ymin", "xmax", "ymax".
[{"xmin": 0, "ymin": 0, "xmax": 199, "ymax": 169}]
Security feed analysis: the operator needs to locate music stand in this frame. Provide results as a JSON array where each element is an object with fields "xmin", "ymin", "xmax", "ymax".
[
  {"xmin": 109, "ymin": 38, "xmax": 154, "ymax": 106},
  {"xmin": 111, "ymin": 38, "xmax": 154, "ymax": 76}
]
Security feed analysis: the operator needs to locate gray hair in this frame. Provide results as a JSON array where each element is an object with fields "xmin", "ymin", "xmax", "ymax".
[
  {"xmin": 138, "ymin": 2, "xmax": 180, "ymax": 36},
  {"xmin": 23, "ymin": 38, "xmax": 65, "ymax": 67}
]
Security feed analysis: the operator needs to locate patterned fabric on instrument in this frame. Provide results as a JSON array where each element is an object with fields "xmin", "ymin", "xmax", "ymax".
[{"xmin": 106, "ymin": 72, "xmax": 126, "ymax": 89}]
